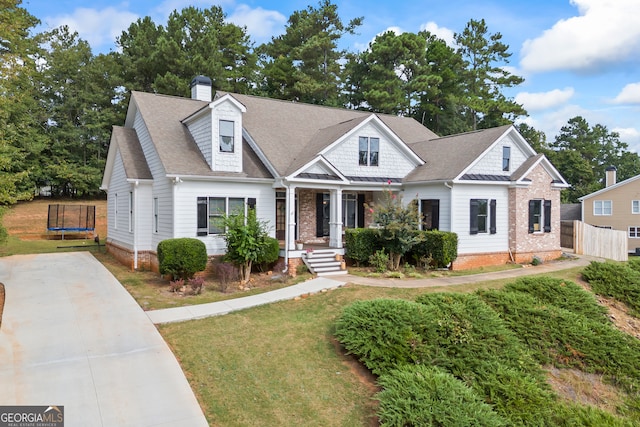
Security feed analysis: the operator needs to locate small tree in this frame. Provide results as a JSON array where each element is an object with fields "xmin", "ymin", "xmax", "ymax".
[
  {"xmin": 367, "ymin": 186, "xmax": 421, "ymax": 270},
  {"xmin": 220, "ymin": 208, "xmax": 273, "ymax": 283}
]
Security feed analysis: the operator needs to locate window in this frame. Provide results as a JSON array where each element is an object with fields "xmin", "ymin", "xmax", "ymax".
[
  {"xmin": 502, "ymin": 146, "xmax": 511, "ymax": 171},
  {"xmin": 633, "ymin": 200, "xmax": 640, "ymax": 214},
  {"xmin": 129, "ymin": 192, "xmax": 133, "ymax": 233},
  {"xmin": 343, "ymin": 193, "xmax": 357, "ymax": 228},
  {"xmin": 114, "ymin": 193, "xmax": 118, "ymax": 230},
  {"xmin": 153, "ymin": 197, "xmax": 159, "ymax": 233},
  {"xmin": 528, "ymin": 199, "xmax": 552, "ymax": 233},
  {"xmin": 630, "ymin": 227, "xmax": 640, "ymax": 238},
  {"xmin": 359, "ymin": 136, "xmax": 379, "ymax": 166},
  {"xmin": 470, "ymin": 199, "xmax": 496, "ymax": 234},
  {"xmin": 594, "ymin": 200, "xmax": 612, "ymax": 216},
  {"xmin": 197, "ymin": 196, "xmax": 256, "ymax": 235},
  {"xmin": 421, "ymin": 199, "xmax": 440, "ymax": 231},
  {"xmin": 219, "ymin": 120, "xmax": 234, "ymax": 153}
]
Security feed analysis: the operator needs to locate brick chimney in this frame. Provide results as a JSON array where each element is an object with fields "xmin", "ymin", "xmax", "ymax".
[
  {"xmin": 190, "ymin": 75, "xmax": 212, "ymax": 102},
  {"xmin": 605, "ymin": 166, "xmax": 617, "ymax": 187}
]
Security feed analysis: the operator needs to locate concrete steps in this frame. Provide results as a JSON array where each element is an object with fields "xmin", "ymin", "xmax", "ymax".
[{"xmin": 302, "ymin": 249, "xmax": 347, "ymax": 276}]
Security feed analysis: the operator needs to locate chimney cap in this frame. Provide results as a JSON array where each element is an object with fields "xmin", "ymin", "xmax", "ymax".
[
  {"xmin": 606, "ymin": 165, "xmax": 617, "ymax": 171},
  {"xmin": 190, "ymin": 75, "xmax": 212, "ymax": 88}
]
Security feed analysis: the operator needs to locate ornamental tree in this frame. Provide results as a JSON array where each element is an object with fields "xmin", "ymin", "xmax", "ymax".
[{"xmin": 367, "ymin": 186, "xmax": 421, "ymax": 270}]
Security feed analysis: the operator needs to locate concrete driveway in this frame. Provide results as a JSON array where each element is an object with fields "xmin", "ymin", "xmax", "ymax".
[{"xmin": 0, "ymin": 252, "xmax": 208, "ymax": 427}]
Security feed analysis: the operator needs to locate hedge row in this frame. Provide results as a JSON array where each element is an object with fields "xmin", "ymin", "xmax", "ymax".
[{"xmin": 344, "ymin": 228, "xmax": 457, "ymax": 268}]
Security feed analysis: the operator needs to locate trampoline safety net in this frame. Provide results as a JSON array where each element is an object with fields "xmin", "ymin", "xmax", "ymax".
[{"xmin": 47, "ymin": 204, "xmax": 96, "ymax": 233}]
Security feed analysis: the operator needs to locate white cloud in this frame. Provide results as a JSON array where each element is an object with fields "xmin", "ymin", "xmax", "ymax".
[
  {"xmin": 520, "ymin": 0, "xmax": 640, "ymax": 72},
  {"xmin": 419, "ymin": 21, "xmax": 455, "ymax": 46},
  {"xmin": 613, "ymin": 127, "xmax": 640, "ymax": 150},
  {"xmin": 227, "ymin": 5, "xmax": 287, "ymax": 43},
  {"xmin": 612, "ymin": 82, "xmax": 640, "ymax": 105},
  {"xmin": 515, "ymin": 88, "xmax": 575, "ymax": 112},
  {"xmin": 44, "ymin": 7, "xmax": 138, "ymax": 52}
]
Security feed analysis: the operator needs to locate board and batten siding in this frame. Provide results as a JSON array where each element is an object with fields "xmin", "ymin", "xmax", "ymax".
[
  {"xmin": 107, "ymin": 150, "xmax": 135, "ymax": 249},
  {"xmin": 173, "ymin": 180, "xmax": 276, "ymax": 255},
  {"xmin": 405, "ymin": 183, "xmax": 453, "ymax": 232},
  {"xmin": 466, "ymin": 135, "xmax": 529, "ymax": 176},
  {"xmin": 324, "ymin": 122, "xmax": 417, "ymax": 179},
  {"xmin": 451, "ymin": 184, "xmax": 509, "ymax": 255}
]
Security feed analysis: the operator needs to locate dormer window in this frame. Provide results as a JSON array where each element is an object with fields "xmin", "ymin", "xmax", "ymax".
[
  {"xmin": 359, "ymin": 136, "xmax": 379, "ymax": 166},
  {"xmin": 219, "ymin": 120, "xmax": 234, "ymax": 153}
]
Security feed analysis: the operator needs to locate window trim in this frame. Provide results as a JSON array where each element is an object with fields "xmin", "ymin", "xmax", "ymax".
[
  {"xmin": 358, "ymin": 136, "xmax": 379, "ymax": 166},
  {"xmin": 114, "ymin": 193, "xmax": 118, "ymax": 230},
  {"xmin": 528, "ymin": 199, "xmax": 552, "ymax": 233},
  {"xmin": 594, "ymin": 200, "xmax": 612, "ymax": 216},
  {"xmin": 502, "ymin": 146, "xmax": 511, "ymax": 172},
  {"xmin": 632, "ymin": 200, "xmax": 640, "ymax": 214},
  {"xmin": 219, "ymin": 119, "xmax": 235, "ymax": 153},
  {"xmin": 630, "ymin": 226, "xmax": 640, "ymax": 238},
  {"xmin": 197, "ymin": 196, "xmax": 256, "ymax": 236},
  {"xmin": 129, "ymin": 191, "xmax": 133, "ymax": 233},
  {"xmin": 470, "ymin": 199, "xmax": 496, "ymax": 235},
  {"xmin": 153, "ymin": 197, "xmax": 159, "ymax": 233}
]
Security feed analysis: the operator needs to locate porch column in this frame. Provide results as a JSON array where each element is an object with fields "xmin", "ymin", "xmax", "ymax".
[
  {"xmin": 286, "ymin": 185, "xmax": 297, "ymax": 250},
  {"xmin": 329, "ymin": 188, "xmax": 343, "ymax": 248}
]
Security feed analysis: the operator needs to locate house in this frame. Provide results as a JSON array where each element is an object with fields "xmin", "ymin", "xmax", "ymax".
[
  {"xmin": 579, "ymin": 166, "xmax": 640, "ymax": 254},
  {"xmin": 101, "ymin": 76, "xmax": 569, "ymax": 274}
]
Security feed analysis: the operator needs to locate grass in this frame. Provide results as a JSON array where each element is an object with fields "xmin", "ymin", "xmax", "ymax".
[{"xmin": 160, "ymin": 269, "xmax": 592, "ymax": 426}]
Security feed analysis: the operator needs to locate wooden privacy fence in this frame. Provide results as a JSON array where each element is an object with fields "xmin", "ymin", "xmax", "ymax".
[{"xmin": 573, "ymin": 220, "xmax": 628, "ymax": 262}]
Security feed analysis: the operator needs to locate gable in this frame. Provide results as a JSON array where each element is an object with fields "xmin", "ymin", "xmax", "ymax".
[
  {"xmin": 465, "ymin": 132, "xmax": 529, "ymax": 177},
  {"xmin": 579, "ymin": 174, "xmax": 640, "ymax": 201}
]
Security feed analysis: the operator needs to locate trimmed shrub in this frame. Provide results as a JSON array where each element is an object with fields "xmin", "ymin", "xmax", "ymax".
[
  {"xmin": 377, "ymin": 365, "xmax": 506, "ymax": 427},
  {"xmin": 503, "ymin": 277, "xmax": 609, "ymax": 324},
  {"xmin": 344, "ymin": 228, "xmax": 381, "ymax": 266},
  {"xmin": 256, "ymin": 236, "xmax": 280, "ymax": 271},
  {"xmin": 408, "ymin": 230, "xmax": 458, "ymax": 268},
  {"xmin": 582, "ymin": 261, "xmax": 640, "ymax": 316},
  {"xmin": 157, "ymin": 238, "xmax": 208, "ymax": 280}
]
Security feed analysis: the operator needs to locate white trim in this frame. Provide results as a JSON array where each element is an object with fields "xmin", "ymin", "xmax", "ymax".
[{"xmin": 579, "ymin": 173, "xmax": 640, "ymax": 201}]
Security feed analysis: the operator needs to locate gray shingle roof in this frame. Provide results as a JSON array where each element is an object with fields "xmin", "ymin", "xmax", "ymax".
[
  {"xmin": 404, "ymin": 125, "xmax": 512, "ymax": 182},
  {"xmin": 111, "ymin": 126, "xmax": 152, "ymax": 180},
  {"xmin": 217, "ymin": 92, "xmax": 438, "ymax": 176}
]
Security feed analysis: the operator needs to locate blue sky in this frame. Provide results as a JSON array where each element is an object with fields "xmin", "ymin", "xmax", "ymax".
[{"xmin": 23, "ymin": 0, "xmax": 640, "ymax": 150}]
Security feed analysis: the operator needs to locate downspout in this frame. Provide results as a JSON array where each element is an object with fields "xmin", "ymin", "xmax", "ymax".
[{"xmin": 133, "ymin": 180, "xmax": 139, "ymax": 270}]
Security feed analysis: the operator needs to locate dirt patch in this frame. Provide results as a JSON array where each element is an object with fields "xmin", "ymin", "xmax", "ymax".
[
  {"xmin": 3, "ymin": 198, "xmax": 107, "ymax": 240},
  {"xmin": 546, "ymin": 366, "xmax": 623, "ymax": 413}
]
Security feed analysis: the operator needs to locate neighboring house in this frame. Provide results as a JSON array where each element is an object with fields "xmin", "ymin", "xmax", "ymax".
[
  {"xmin": 579, "ymin": 166, "xmax": 640, "ymax": 254},
  {"xmin": 101, "ymin": 76, "xmax": 569, "ymax": 273}
]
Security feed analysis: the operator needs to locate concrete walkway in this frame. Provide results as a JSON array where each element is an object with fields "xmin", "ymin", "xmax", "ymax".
[
  {"xmin": 0, "ymin": 252, "xmax": 208, "ymax": 427},
  {"xmin": 147, "ymin": 253, "xmax": 595, "ymax": 324}
]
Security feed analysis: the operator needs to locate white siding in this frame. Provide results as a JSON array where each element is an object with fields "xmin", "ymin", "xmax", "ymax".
[
  {"xmin": 133, "ymin": 112, "xmax": 175, "ymax": 248},
  {"xmin": 451, "ymin": 184, "xmax": 509, "ymax": 255},
  {"xmin": 186, "ymin": 114, "xmax": 212, "ymax": 169},
  {"xmin": 134, "ymin": 184, "xmax": 154, "ymax": 251},
  {"xmin": 212, "ymin": 101, "xmax": 243, "ymax": 173},
  {"xmin": 107, "ymin": 151, "xmax": 134, "ymax": 249},
  {"xmin": 325, "ymin": 122, "xmax": 417, "ymax": 178},
  {"xmin": 405, "ymin": 183, "xmax": 453, "ymax": 232},
  {"xmin": 173, "ymin": 180, "xmax": 275, "ymax": 255},
  {"xmin": 467, "ymin": 135, "xmax": 529, "ymax": 175}
]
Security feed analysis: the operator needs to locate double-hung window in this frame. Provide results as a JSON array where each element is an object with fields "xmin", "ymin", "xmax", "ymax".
[
  {"xmin": 342, "ymin": 193, "xmax": 357, "ymax": 228},
  {"xmin": 629, "ymin": 226, "xmax": 640, "ymax": 238},
  {"xmin": 528, "ymin": 199, "xmax": 552, "ymax": 233},
  {"xmin": 502, "ymin": 146, "xmax": 511, "ymax": 171},
  {"xmin": 197, "ymin": 196, "xmax": 256, "ymax": 235},
  {"xmin": 219, "ymin": 120, "xmax": 234, "ymax": 153},
  {"xmin": 470, "ymin": 199, "xmax": 496, "ymax": 234},
  {"xmin": 359, "ymin": 136, "xmax": 379, "ymax": 166},
  {"xmin": 594, "ymin": 200, "xmax": 612, "ymax": 216},
  {"xmin": 632, "ymin": 200, "xmax": 640, "ymax": 214}
]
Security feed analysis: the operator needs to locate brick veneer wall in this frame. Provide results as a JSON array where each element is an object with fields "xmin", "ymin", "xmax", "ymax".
[
  {"xmin": 508, "ymin": 162, "xmax": 562, "ymax": 264},
  {"xmin": 106, "ymin": 240, "xmax": 156, "ymax": 272}
]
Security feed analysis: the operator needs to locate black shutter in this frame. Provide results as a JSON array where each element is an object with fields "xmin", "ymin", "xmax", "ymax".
[
  {"xmin": 490, "ymin": 199, "xmax": 497, "ymax": 234},
  {"xmin": 528, "ymin": 200, "xmax": 536, "ymax": 233},
  {"xmin": 544, "ymin": 199, "xmax": 552, "ymax": 232},
  {"xmin": 316, "ymin": 192, "xmax": 324, "ymax": 237},
  {"xmin": 197, "ymin": 197, "xmax": 208, "ymax": 236},
  {"xmin": 247, "ymin": 198, "xmax": 256, "ymax": 210},
  {"xmin": 470, "ymin": 199, "xmax": 479, "ymax": 235},
  {"xmin": 432, "ymin": 200, "xmax": 440, "ymax": 230},
  {"xmin": 357, "ymin": 194, "xmax": 365, "ymax": 228}
]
